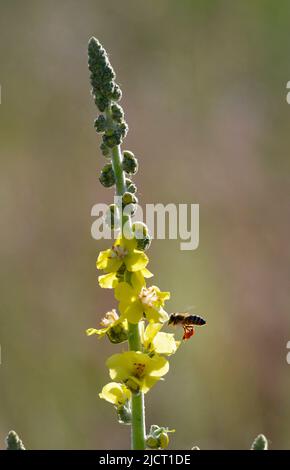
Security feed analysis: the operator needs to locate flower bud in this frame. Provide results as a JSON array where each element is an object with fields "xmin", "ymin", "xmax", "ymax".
[
  {"xmin": 150, "ymin": 425, "xmax": 160, "ymax": 433},
  {"xmin": 105, "ymin": 128, "xmax": 114, "ymax": 137},
  {"xmin": 101, "ymin": 80, "xmax": 114, "ymax": 96},
  {"xmin": 137, "ymin": 235, "xmax": 151, "ymax": 251},
  {"xmin": 132, "ymin": 222, "xmax": 151, "ymax": 251},
  {"xmin": 100, "ymin": 142, "xmax": 110, "ymax": 157},
  {"xmin": 119, "ymin": 122, "xmax": 128, "ymax": 138},
  {"xmin": 94, "ymin": 114, "xmax": 107, "ymax": 133},
  {"xmin": 102, "ymin": 134, "xmax": 116, "ymax": 148},
  {"xmin": 99, "ymin": 163, "xmax": 115, "ymax": 187},
  {"xmin": 94, "ymin": 94, "xmax": 109, "ymax": 112},
  {"xmin": 103, "ymin": 130, "xmax": 122, "ymax": 148},
  {"xmin": 111, "ymin": 84, "xmax": 122, "ymax": 101},
  {"xmin": 126, "ymin": 205, "xmax": 137, "ymax": 217},
  {"xmin": 125, "ymin": 178, "xmax": 137, "ymax": 194},
  {"xmin": 122, "ymin": 192, "xmax": 138, "ymax": 206},
  {"xmin": 88, "ymin": 37, "xmax": 121, "ymax": 113},
  {"xmin": 122, "ymin": 151, "xmax": 138, "ymax": 175},
  {"xmin": 146, "ymin": 436, "xmax": 159, "ymax": 449},
  {"xmin": 159, "ymin": 432, "xmax": 169, "ymax": 449},
  {"xmin": 132, "ymin": 222, "xmax": 149, "ymax": 238},
  {"xmin": 122, "ymin": 192, "xmax": 138, "ymax": 217},
  {"xmin": 117, "ymin": 403, "xmax": 132, "ymax": 425},
  {"xmin": 107, "ymin": 322, "xmax": 128, "ymax": 344},
  {"xmin": 111, "ymin": 103, "xmax": 124, "ymax": 123}
]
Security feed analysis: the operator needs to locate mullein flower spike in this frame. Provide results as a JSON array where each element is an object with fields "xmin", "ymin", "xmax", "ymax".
[
  {"xmin": 6, "ymin": 431, "xmax": 25, "ymax": 450},
  {"xmin": 87, "ymin": 37, "xmax": 202, "ymax": 450},
  {"xmin": 251, "ymin": 434, "xmax": 268, "ymax": 450}
]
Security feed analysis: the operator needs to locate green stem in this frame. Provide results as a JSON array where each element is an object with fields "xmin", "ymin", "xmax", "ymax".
[
  {"xmin": 109, "ymin": 120, "xmax": 146, "ymax": 450},
  {"xmin": 111, "ymin": 144, "xmax": 126, "ymax": 196},
  {"xmin": 128, "ymin": 323, "xmax": 146, "ymax": 450},
  {"xmin": 105, "ymin": 108, "xmax": 126, "ymax": 197}
]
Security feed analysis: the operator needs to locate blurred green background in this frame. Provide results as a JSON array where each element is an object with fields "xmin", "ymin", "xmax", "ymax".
[{"xmin": 1, "ymin": 0, "xmax": 290, "ymax": 450}]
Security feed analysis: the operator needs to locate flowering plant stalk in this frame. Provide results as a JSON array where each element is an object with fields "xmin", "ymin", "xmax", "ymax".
[
  {"xmin": 1, "ymin": 38, "xmax": 270, "ymax": 453},
  {"xmin": 86, "ymin": 37, "xmax": 182, "ymax": 450}
]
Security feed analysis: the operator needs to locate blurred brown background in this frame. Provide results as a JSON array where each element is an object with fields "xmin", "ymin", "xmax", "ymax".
[{"xmin": 1, "ymin": 0, "xmax": 290, "ymax": 449}]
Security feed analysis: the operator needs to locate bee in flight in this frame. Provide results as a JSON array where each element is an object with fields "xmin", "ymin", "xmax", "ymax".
[{"xmin": 168, "ymin": 313, "xmax": 206, "ymax": 340}]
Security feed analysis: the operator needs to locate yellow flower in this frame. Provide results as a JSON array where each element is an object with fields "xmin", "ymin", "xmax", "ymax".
[
  {"xmin": 99, "ymin": 382, "xmax": 131, "ymax": 406},
  {"xmin": 142, "ymin": 323, "xmax": 179, "ymax": 356},
  {"xmin": 98, "ymin": 267, "xmax": 153, "ymax": 289},
  {"xmin": 86, "ymin": 309, "xmax": 128, "ymax": 343},
  {"xmin": 97, "ymin": 237, "xmax": 148, "ymax": 274},
  {"xmin": 106, "ymin": 351, "xmax": 169, "ymax": 393},
  {"xmin": 115, "ymin": 282, "xmax": 170, "ymax": 324}
]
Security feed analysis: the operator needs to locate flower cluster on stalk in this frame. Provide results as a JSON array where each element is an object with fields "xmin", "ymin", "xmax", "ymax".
[{"xmin": 87, "ymin": 37, "xmax": 184, "ymax": 448}]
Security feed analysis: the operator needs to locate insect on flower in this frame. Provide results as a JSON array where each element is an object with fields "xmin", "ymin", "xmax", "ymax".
[{"xmin": 168, "ymin": 313, "xmax": 206, "ymax": 340}]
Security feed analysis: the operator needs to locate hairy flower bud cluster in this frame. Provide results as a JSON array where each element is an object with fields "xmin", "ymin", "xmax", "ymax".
[
  {"xmin": 88, "ymin": 37, "xmax": 120, "ymax": 112},
  {"xmin": 88, "ymin": 37, "xmax": 138, "ymax": 198},
  {"xmin": 6, "ymin": 431, "xmax": 25, "ymax": 450},
  {"xmin": 122, "ymin": 151, "xmax": 138, "ymax": 175}
]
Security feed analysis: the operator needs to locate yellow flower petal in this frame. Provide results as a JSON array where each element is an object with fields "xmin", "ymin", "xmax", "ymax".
[
  {"xmin": 98, "ymin": 272, "xmax": 118, "ymax": 288},
  {"xmin": 121, "ymin": 301, "xmax": 143, "ymax": 323},
  {"xmin": 131, "ymin": 271, "xmax": 146, "ymax": 291},
  {"xmin": 96, "ymin": 248, "xmax": 123, "ymax": 273},
  {"xmin": 99, "ymin": 382, "xmax": 131, "ymax": 406},
  {"xmin": 143, "ymin": 323, "xmax": 178, "ymax": 355},
  {"xmin": 141, "ymin": 268, "xmax": 153, "ymax": 278},
  {"xmin": 105, "ymin": 257, "xmax": 123, "ymax": 273},
  {"xmin": 152, "ymin": 332, "xmax": 179, "ymax": 355},
  {"xmin": 143, "ymin": 323, "xmax": 162, "ymax": 346},
  {"xmin": 153, "ymin": 287, "xmax": 170, "ymax": 304},
  {"xmin": 114, "ymin": 282, "xmax": 136, "ymax": 302},
  {"xmin": 141, "ymin": 376, "xmax": 162, "ymax": 393},
  {"xmin": 96, "ymin": 249, "xmax": 112, "ymax": 270},
  {"xmin": 121, "ymin": 237, "xmax": 137, "ymax": 251},
  {"xmin": 106, "ymin": 351, "xmax": 169, "ymax": 394},
  {"xmin": 125, "ymin": 250, "xmax": 148, "ymax": 272},
  {"xmin": 145, "ymin": 306, "xmax": 169, "ymax": 323},
  {"xmin": 146, "ymin": 354, "xmax": 169, "ymax": 377},
  {"xmin": 86, "ymin": 327, "xmax": 108, "ymax": 338}
]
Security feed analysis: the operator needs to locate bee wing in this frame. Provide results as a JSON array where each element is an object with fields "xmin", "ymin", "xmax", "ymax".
[{"xmin": 184, "ymin": 305, "xmax": 196, "ymax": 312}]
